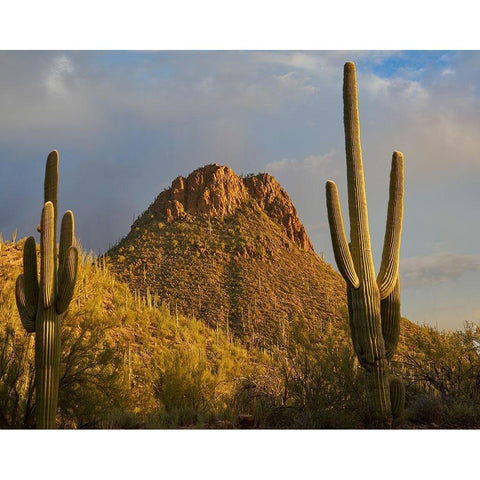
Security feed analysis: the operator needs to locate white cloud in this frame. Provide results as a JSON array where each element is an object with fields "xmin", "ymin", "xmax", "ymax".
[
  {"xmin": 360, "ymin": 72, "xmax": 428, "ymax": 103},
  {"xmin": 44, "ymin": 55, "xmax": 75, "ymax": 95},
  {"xmin": 441, "ymin": 68, "xmax": 455, "ymax": 77},
  {"xmin": 265, "ymin": 153, "xmax": 333, "ymax": 173},
  {"xmin": 401, "ymin": 253, "xmax": 480, "ymax": 288},
  {"xmin": 256, "ymin": 51, "xmax": 408, "ymax": 83},
  {"xmin": 256, "ymin": 52, "xmax": 337, "ymax": 78},
  {"xmin": 274, "ymin": 71, "xmax": 318, "ymax": 95}
]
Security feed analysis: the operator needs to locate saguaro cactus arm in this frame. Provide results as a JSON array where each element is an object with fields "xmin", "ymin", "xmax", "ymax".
[
  {"xmin": 381, "ymin": 278, "xmax": 401, "ymax": 361},
  {"xmin": 15, "ymin": 275, "xmax": 36, "ymax": 333},
  {"xmin": 44, "ymin": 150, "xmax": 58, "ymax": 235},
  {"xmin": 326, "ymin": 181, "xmax": 359, "ymax": 289},
  {"xmin": 56, "ymin": 246, "xmax": 78, "ymax": 314},
  {"xmin": 377, "ymin": 152, "xmax": 404, "ymax": 299},
  {"xmin": 22, "ymin": 236, "xmax": 39, "ymax": 317},
  {"xmin": 40, "ymin": 202, "xmax": 55, "ymax": 309},
  {"xmin": 59, "ymin": 210, "xmax": 74, "ymax": 277}
]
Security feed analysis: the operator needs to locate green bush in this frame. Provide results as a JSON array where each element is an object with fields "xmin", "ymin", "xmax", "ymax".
[
  {"xmin": 407, "ymin": 394, "xmax": 445, "ymax": 425},
  {"xmin": 444, "ymin": 401, "xmax": 480, "ymax": 428}
]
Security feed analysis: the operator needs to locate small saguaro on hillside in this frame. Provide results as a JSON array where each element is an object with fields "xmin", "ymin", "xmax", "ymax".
[
  {"xmin": 15, "ymin": 150, "xmax": 78, "ymax": 429},
  {"xmin": 325, "ymin": 62, "xmax": 404, "ymax": 424}
]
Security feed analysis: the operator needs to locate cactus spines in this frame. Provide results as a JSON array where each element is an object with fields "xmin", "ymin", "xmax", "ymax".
[
  {"xmin": 389, "ymin": 377, "xmax": 405, "ymax": 421},
  {"xmin": 326, "ymin": 62, "xmax": 404, "ymax": 423},
  {"xmin": 15, "ymin": 150, "xmax": 78, "ymax": 429}
]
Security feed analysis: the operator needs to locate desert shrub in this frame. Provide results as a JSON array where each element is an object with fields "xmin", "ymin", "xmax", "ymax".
[
  {"xmin": 403, "ymin": 323, "xmax": 480, "ymax": 399},
  {"xmin": 155, "ymin": 350, "xmax": 216, "ymax": 427},
  {"xmin": 232, "ymin": 315, "xmax": 368, "ymax": 428},
  {"xmin": 444, "ymin": 401, "xmax": 480, "ymax": 428},
  {"xmin": 95, "ymin": 410, "xmax": 145, "ymax": 429},
  {"xmin": 232, "ymin": 367, "xmax": 284, "ymax": 427},
  {"xmin": 406, "ymin": 393, "xmax": 445, "ymax": 425},
  {"xmin": 401, "ymin": 322, "xmax": 480, "ymax": 427},
  {"xmin": 0, "ymin": 325, "xmax": 35, "ymax": 428},
  {"xmin": 280, "ymin": 316, "xmax": 367, "ymax": 428}
]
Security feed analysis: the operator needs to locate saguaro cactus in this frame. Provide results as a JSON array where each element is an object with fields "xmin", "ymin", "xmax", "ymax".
[
  {"xmin": 326, "ymin": 62, "xmax": 404, "ymax": 423},
  {"xmin": 15, "ymin": 150, "xmax": 78, "ymax": 429}
]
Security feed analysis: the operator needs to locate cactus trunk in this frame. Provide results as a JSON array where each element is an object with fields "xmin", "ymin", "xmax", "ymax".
[
  {"xmin": 326, "ymin": 63, "xmax": 405, "ymax": 424},
  {"xmin": 35, "ymin": 307, "xmax": 62, "ymax": 429},
  {"xmin": 347, "ymin": 284, "xmax": 391, "ymax": 419}
]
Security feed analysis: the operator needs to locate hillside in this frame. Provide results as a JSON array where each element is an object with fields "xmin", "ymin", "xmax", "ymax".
[
  {"xmin": 0, "ymin": 237, "xmax": 382, "ymax": 428},
  {"xmin": 107, "ymin": 164, "xmax": 346, "ymax": 348},
  {"xmin": 0, "ymin": 239, "xmax": 271, "ymax": 428},
  {"xmin": 2, "ymin": 235, "xmax": 479, "ymax": 428}
]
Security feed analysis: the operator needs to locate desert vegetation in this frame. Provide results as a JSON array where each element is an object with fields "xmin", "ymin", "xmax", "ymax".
[
  {"xmin": 1, "ymin": 62, "xmax": 479, "ymax": 430},
  {"xmin": 2, "ymin": 235, "xmax": 480, "ymax": 428}
]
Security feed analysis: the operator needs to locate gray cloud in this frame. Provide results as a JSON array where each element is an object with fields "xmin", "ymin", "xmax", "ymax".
[{"xmin": 401, "ymin": 253, "xmax": 480, "ymax": 288}]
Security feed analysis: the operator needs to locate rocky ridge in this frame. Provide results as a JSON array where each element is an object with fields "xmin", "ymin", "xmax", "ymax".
[{"xmin": 139, "ymin": 164, "xmax": 313, "ymax": 252}]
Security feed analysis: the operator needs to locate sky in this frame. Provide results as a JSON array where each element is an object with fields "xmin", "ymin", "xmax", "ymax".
[{"xmin": 0, "ymin": 50, "xmax": 478, "ymax": 330}]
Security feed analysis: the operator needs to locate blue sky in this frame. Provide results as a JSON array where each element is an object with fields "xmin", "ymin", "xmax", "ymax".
[{"xmin": 0, "ymin": 50, "xmax": 478, "ymax": 330}]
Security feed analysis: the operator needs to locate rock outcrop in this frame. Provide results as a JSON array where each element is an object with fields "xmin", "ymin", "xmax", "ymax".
[
  {"xmin": 243, "ymin": 173, "xmax": 313, "ymax": 252},
  {"xmin": 140, "ymin": 164, "xmax": 313, "ymax": 252}
]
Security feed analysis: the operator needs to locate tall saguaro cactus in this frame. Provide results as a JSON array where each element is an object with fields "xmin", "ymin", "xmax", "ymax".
[
  {"xmin": 326, "ymin": 62, "xmax": 404, "ymax": 423},
  {"xmin": 15, "ymin": 150, "xmax": 78, "ymax": 429}
]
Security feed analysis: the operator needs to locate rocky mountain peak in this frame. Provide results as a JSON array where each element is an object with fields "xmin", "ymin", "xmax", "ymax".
[{"xmin": 143, "ymin": 164, "xmax": 313, "ymax": 252}]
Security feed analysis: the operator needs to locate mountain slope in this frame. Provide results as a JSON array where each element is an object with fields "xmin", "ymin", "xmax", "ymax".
[
  {"xmin": 1, "ymin": 236, "xmax": 473, "ymax": 429},
  {"xmin": 107, "ymin": 164, "xmax": 346, "ymax": 347},
  {"xmin": 0, "ymin": 239, "xmax": 270, "ymax": 428}
]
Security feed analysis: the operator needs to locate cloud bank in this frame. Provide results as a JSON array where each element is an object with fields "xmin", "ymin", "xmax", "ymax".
[{"xmin": 401, "ymin": 253, "xmax": 480, "ymax": 288}]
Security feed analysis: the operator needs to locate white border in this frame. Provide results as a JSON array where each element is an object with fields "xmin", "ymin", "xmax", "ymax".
[
  {"xmin": 0, "ymin": 3, "xmax": 476, "ymax": 478},
  {"xmin": 1, "ymin": 430, "xmax": 478, "ymax": 479},
  {"xmin": 0, "ymin": 0, "xmax": 478, "ymax": 49}
]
